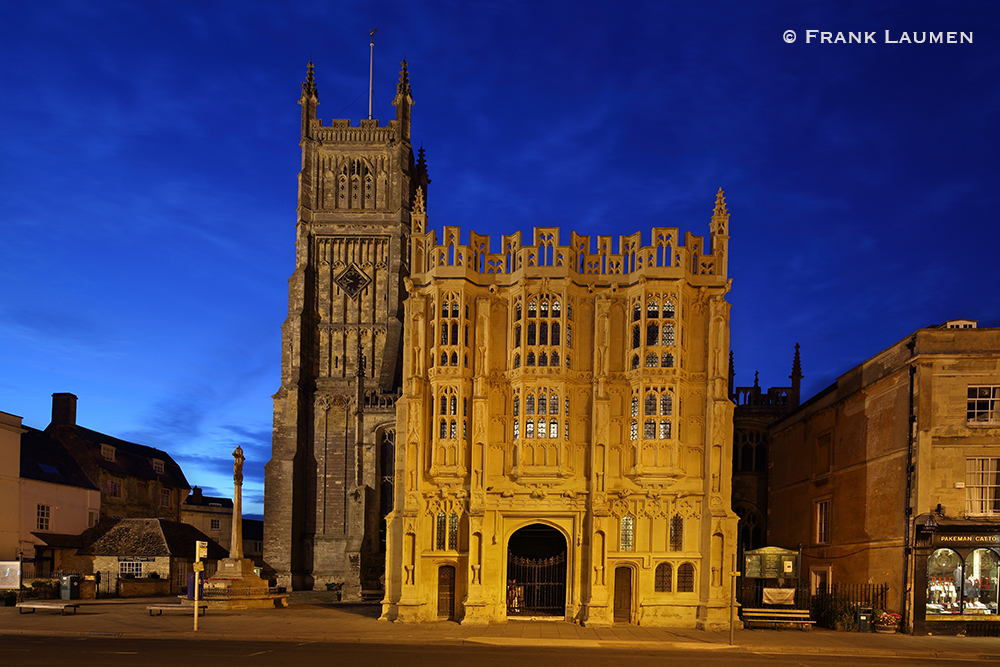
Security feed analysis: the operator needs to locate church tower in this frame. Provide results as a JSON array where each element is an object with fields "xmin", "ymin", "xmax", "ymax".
[{"xmin": 265, "ymin": 61, "xmax": 427, "ymax": 592}]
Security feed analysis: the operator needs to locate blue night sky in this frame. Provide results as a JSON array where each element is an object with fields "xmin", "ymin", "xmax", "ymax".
[{"xmin": 2, "ymin": 1, "xmax": 998, "ymax": 518}]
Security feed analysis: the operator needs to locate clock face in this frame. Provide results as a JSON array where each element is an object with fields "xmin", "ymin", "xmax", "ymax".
[{"xmin": 335, "ymin": 265, "xmax": 370, "ymax": 299}]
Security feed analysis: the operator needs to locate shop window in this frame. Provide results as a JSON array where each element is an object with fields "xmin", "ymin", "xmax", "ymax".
[
  {"xmin": 119, "ymin": 561, "xmax": 143, "ymax": 577},
  {"xmin": 961, "ymin": 548, "xmax": 1000, "ymax": 615},
  {"xmin": 655, "ymin": 563, "xmax": 672, "ymax": 592},
  {"xmin": 966, "ymin": 457, "xmax": 1000, "ymax": 516},
  {"xmin": 926, "ymin": 548, "xmax": 962, "ymax": 615}
]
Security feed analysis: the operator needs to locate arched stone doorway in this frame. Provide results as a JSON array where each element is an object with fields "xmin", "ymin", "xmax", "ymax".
[
  {"xmin": 613, "ymin": 565, "xmax": 632, "ymax": 622},
  {"xmin": 437, "ymin": 564, "xmax": 456, "ymax": 620},
  {"xmin": 506, "ymin": 523, "xmax": 566, "ymax": 617}
]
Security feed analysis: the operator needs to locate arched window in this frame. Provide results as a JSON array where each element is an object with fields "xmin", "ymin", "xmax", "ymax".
[
  {"xmin": 551, "ymin": 323, "xmax": 560, "ymax": 345},
  {"xmin": 441, "ymin": 301, "xmax": 449, "ymax": 318},
  {"xmin": 439, "ymin": 419, "xmax": 447, "ymax": 438},
  {"xmin": 655, "ymin": 563, "xmax": 672, "ymax": 592},
  {"xmin": 630, "ymin": 420, "xmax": 638, "ymax": 440},
  {"xmin": 566, "ymin": 355, "xmax": 571, "ymax": 369},
  {"xmin": 449, "ymin": 420, "xmax": 457, "ymax": 439},
  {"xmin": 538, "ymin": 394, "xmax": 547, "ymax": 415},
  {"xmin": 528, "ymin": 301, "xmax": 537, "ymax": 318},
  {"xmin": 550, "ymin": 394, "xmax": 559, "ymax": 414},
  {"xmin": 648, "ymin": 300, "xmax": 659, "ymax": 318},
  {"xmin": 664, "ymin": 300, "xmax": 675, "ymax": 318},
  {"xmin": 451, "ymin": 322, "xmax": 459, "ymax": 344},
  {"xmin": 659, "ymin": 420, "xmax": 671, "ymax": 439},
  {"xmin": 539, "ymin": 352, "xmax": 548, "ymax": 366},
  {"xmin": 514, "ymin": 353, "xmax": 521, "ymax": 368},
  {"xmin": 440, "ymin": 396, "xmax": 447, "ymax": 415},
  {"xmin": 513, "ymin": 396, "xmax": 520, "ymax": 417},
  {"xmin": 661, "ymin": 394, "xmax": 672, "ymax": 415},
  {"xmin": 464, "ymin": 325, "xmax": 469, "ymax": 345},
  {"xmin": 450, "ymin": 396, "xmax": 457, "ymax": 415},
  {"xmin": 645, "ymin": 353, "xmax": 658, "ymax": 367},
  {"xmin": 565, "ymin": 397, "xmax": 570, "ymax": 416},
  {"xmin": 564, "ymin": 420, "xmax": 569, "ymax": 439},
  {"xmin": 632, "ymin": 355, "xmax": 640, "ymax": 370},
  {"xmin": 539, "ymin": 322, "xmax": 548, "ymax": 345},
  {"xmin": 647, "ymin": 322, "xmax": 659, "ymax": 346},
  {"xmin": 620, "ymin": 515, "xmax": 635, "ymax": 552},
  {"xmin": 549, "ymin": 419, "xmax": 558, "ymax": 438},
  {"xmin": 526, "ymin": 394, "xmax": 535, "ymax": 414},
  {"xmin": 441, "ymin": 323, "xmax": 448, "ymax": 345},
  {"xmin": 632, "ymin": 325, "xmax": 640, "ymax": 349},
  {"xmin": 515, "ymin": 302, "xmax": 522, "ymax": 321},
  {"xmin": 514, "ymin": 325, "xmax": 521, "ymax": 347},
  {"xmin": 670, "ymin": 515, "xmax": 684, "ymax": 551},
  {"xmin": 465, "ymin": 305, "xmax": 469, "ymax": 319},
  {"xmin": 677, "ymin": 563, "xmax": 695, "ymax": 592},
  {"xmin": 633, "ymin": 303, "xmax": 642, "ymax": 322},
  {"xmin": 566, "ymin": 326, "xmax": 572, "ymax": 348},
  {"xmin": 527, "ymin": 323, "xmax": 536, "ymax": 346},
  {"xmin": 527, "ymin": 352, "xmax": 535, "ymax": 366},
  {"xmin": 644, "ymin": 419, "xmax": 656, "ymax": 439},
  {"xmin": 540, "ymin": 300, "xmax": 549, "ymax": 318},
  {"xmin": 537, "ymin": 417, "xmax": 545, "ymax": 437},
  {"xmin": 451, "ymin": 302, "xmax": 459, "ymax": 318},
  {"xmin": 645, "ymin": 393, "xmax": 657, "ymax": 415},
  {"xmin": 631, "ymin": 396, "xmax": 639, "ymax": 417},
  {"xmin": 551, "ymin": 351, "xmax": 560, "ymax": 366},
  {"xmin": 552, "ymin": 301, "xmax": 561, "ymax": 317},
  {"xmin": 662, "ymin": 353, "xmax": 674, "ymax": 368},
  {"xmin": 526, "ymin": 420, "xmax": 535, "ymax": 438},
  {"xmin": 450, "ymin": 352, "xmax": 458, "ymax": 366},
  {"xmin": 513, "ymin": 420, "xmax": 520, "ymax": 439}
]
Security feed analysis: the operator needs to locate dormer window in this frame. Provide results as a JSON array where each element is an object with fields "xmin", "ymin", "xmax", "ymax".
[
  {"xmin": 101, "ymin": 444, "xmax": 116, "ymax": 461},
  {"xmin": 151, "ymin": 459, "xmax": 164, "ymax": 475}
]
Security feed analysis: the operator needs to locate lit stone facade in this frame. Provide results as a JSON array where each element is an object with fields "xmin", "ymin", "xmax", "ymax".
[{"xmin": 382, "ymin": 193, "xmax": 738, "ymax": 627}]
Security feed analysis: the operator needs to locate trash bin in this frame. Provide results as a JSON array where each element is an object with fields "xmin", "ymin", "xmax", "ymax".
[
  {"xmin": 187, "ymin": 572, "xmax": 204, "ymax": 600},
  {"xmin": 856, "ymin": 605, "xmax": 873, "ymax": 632},
  {"xmin": 60, "ymin": 574, "xmax": 80, "ymax": 600}
]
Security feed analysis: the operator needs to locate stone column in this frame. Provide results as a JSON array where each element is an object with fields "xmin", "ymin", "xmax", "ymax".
[{"xmin": 230, "ymin": 445, "xmax": 244, "ymax": 559}]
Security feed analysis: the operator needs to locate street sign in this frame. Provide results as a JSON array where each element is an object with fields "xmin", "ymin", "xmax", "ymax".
[
  {"xmin": 192, "ymin": 562, "xmax": 204, "ymax": 572},
  {"xmin": 196, "ymin": 540, "xmax": 208, "ymax": 560}
]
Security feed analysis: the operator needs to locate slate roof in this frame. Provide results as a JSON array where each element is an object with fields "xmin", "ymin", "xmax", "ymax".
[
  {"xmin": 183, "ymin": 487, "xmax": 233, "ymax": 509},
  {"xmin": 19, "ymin": 427, "xmax": 99, "ymax": 490},
  {"xmin": 78, "ymin": 425, "xmax": 189, "ymax": 488},
  {"xmin": 77, "ymin": 518, "xmax": 228, "ymax": 559}
]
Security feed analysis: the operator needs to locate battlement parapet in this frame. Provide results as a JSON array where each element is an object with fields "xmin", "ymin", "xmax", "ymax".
[
  {"xmin": 411, "ymin": 223, "xmax": 728, "ymax": 283},
  {"xmin": 310, "ymin": 117, "xmax": 400, "ymax": 145}
]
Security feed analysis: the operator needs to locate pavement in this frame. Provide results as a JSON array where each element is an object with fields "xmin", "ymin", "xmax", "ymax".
[{"xmin": 2, "ymin": 592, "xmax": 1000, "ymax": 661}]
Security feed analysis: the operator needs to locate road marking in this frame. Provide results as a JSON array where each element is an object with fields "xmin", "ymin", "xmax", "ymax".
[{"xmin": 243, "ymin": 650, "xmax": 274, "ymax": 657}]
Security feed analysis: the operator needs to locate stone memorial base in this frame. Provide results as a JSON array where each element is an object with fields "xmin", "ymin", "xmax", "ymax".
[{"xmin": 204, "ymin": 558, "xmax": 287, "ymax": 610}]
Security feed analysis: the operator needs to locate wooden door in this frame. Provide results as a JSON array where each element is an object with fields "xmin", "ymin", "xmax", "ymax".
[
  {"xmin": 614, "ymin": 566, "xmax": 632, "ymax": 622},
  {"xmin": 438, "ymin": 565, "xmax": 456, "ymax": 619}
]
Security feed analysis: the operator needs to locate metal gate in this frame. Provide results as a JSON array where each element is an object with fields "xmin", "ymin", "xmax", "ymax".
[{"xmin": 506, "ymin": 552, "xmax": 566, "ymax": 616}]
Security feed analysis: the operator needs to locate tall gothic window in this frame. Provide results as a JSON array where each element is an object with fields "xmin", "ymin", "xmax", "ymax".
[{"xmin": 621, "ymin": 515, "xmax": 635, "ymax": 552}]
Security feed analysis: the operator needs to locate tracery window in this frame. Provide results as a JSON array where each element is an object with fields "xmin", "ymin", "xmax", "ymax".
[
  {"xmin": 528, "ymin": 301, "xmax": 537, "ymax": 318},
  {"xmin": 539, "ymin": 352, "xmax": 548, "ymax": 366},
  {"xmin": 549, "ymin": 419, "xmax": 558, "ymax": 438},
  {"xmin": 620, "ymin": 515, "xmax": 635, "ymax": 552},
  {"xmin": 646, "ymin": 353, "xmax": 658, "ymax": 367},
  {"xmin": 662, "ymin": 323, "xmax": 675, "ymax": 346},
  {"xmin": 644, "ymin": 419, "xmax": 656, "ymax": 439},
  {"xmin": 551, "ymin": 323, "xmax": 560, "ymax": 345},
  {"xmin": 527, "ymin": 352, "xmax": 535, "ymax": 366},
  {"xmin": 670, "ymin": 515, "xmax": 683, "ymax": 551}
]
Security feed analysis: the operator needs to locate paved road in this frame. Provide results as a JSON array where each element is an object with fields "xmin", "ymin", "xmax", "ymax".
[{"xmin": 0, "ymin": 636, "xmax": 992, "ymax": 667}]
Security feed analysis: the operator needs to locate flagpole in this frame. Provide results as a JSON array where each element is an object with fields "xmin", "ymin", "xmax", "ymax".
[{"xmin": 368, "ymin": 28, "xmax": 376, "ymax": 120}]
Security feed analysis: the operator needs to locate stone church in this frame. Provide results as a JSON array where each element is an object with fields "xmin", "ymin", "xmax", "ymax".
[{"xmin": 266, "ymin": 62, "xmax": 738, "ymax": 629}]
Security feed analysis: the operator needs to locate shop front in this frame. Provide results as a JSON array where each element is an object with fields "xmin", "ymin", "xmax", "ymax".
[{"xmin": 913, "ymin": 517, "xmax": 1000, "ymax": 636}]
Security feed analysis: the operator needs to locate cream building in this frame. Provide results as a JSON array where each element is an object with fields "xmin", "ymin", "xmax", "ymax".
[
  {"xmin": 0, "ymin": 411, "xmax": 24, "ymax": 561},
  {"xmin": 266, "ymin": 63, "xmax": 738, "ymax": 626},
  {"xmin": 381, "ymin": 192, "xmax": 738, "ymax": 627}
]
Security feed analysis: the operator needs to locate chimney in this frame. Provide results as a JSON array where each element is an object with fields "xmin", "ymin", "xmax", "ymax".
[{"xmin": 51, "ymin": 393, "xmax": 78, "ymax": 426}]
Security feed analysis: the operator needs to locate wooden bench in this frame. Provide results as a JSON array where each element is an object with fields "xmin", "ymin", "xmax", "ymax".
[
  {"xmin": 742, "ymin": 607, "xmax": 814, "ymax": 630},
  {"xmin": 147, "ymin": 603, "xmax": 207, "ymax": 616},
  {"xmin": 17, "ymin": 601, "xmax": 80, "ymax": 615}
]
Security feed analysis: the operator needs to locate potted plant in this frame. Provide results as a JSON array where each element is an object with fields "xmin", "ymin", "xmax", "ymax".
[
  {"xmin": 874, "ymin": 609, "xmax": 901, "ymax": 633},
  {"xmin": 326, "ymin": 581, "xmax": 344, "ymax": 601}
]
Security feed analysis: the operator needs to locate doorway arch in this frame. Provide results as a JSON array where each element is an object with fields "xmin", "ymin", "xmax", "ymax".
[
  {"xmin": 613, "ymin": 565, "xmax": 633, "ymax": 622},
  {"xmin": 506, "ymin": 523, "xmax": 567, "ymax": 617}
]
